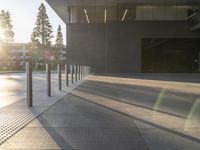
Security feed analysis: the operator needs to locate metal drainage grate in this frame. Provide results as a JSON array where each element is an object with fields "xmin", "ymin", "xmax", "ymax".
[{"xmin": 0, "ymin": 106, "xmax": 47, "ymax": 145}]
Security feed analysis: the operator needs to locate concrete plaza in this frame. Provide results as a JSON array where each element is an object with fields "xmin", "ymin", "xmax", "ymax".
[{"xmin": 0, "ymin": 73, "xmax": 200, "ymax": 149}]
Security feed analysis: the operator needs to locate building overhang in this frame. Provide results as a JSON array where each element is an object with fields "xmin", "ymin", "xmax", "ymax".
[
  {"xmin": 46, "ymin": 0, "xmax": 200, "ymax": 7},
  {"xmin": 46, "ymin": 0, "xmax": 200, "ymax": 24},
  {"xmin": 45, "ymin": 0, "xmax": 68, "ymax": 23}
]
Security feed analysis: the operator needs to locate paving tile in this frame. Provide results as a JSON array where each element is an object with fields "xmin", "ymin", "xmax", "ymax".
[{"xmin": 1, "ymin": 93, "xmax": 149, "ymax": 150}]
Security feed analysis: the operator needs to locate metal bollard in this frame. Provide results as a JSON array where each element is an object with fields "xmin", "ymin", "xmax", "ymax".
[
  {"xmin": 81, "ymin": 66, "xmax": 83, "ymax": 79},
  {"xmin": 46, "ymin": 63, "xmax": 51, "ymax": 97},
  {"xmin": 78, "ymin": 65, "xmax": 81, "ymax": 80},
  {"xmin": 80, "ymin": 66, "xmax": 82, "ymax": 79},
  {"xmin": 75, "ymin": 65, "xmax": 78, "ymax": 82},
  {"xmin": 58, "ymin": 64, "xmax": 62, "ymax": 91},
  {"xmin": 26, "ymin": 62, "xmax": 33, "ymax": 107},
  {"xmin": 71, "ymin": 65, "xmax": 74, "ymax": 84},
  {"xmin": 83, "ymin": 66, "xmax": 85, "ymax": 77},
  {"xmin": 65, "ymin": 64, "xmax": 69, "ymax": 86}
]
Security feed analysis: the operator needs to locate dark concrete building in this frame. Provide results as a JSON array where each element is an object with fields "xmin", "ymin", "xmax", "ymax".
[{"xmin": 46, "ymin": 0, "xmax": 200, "ymax": 73}]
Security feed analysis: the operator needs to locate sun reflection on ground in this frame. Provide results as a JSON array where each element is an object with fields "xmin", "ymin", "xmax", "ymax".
[
  {"xmin": 85, "ymin": 75, "xmax": 200, "ymax": 139},
  {"xmin": 153, "ymin": 88, "xmax": 166, "ymax": 111},
  {"xmin": 184, "ymin": 98, "xmax": 200, "ymax": 131},
  {"xmin": 0, "ymin": 75, "xmax": 25, "ymax": 108}
]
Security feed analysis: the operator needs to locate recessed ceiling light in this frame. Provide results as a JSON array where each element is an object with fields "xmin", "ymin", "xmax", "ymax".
[
  {"xmin": 104, "ymin": 9, "xmax": 107, "ymax": 23},
  {"xmin": 84, "ymin": 9, "xmax": 90, "ymax": 23},
  {"xmin": 122, "ymin": 9, "xmax": 128, "ymax": 21}
]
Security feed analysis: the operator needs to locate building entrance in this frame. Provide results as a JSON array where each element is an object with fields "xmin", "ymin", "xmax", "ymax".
[{"xmin": 142, "ymin": 38, "xmax": 200, "ymax": 73}]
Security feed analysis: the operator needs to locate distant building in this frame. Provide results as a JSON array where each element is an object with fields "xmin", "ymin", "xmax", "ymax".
[
  {"xmin": 8, "ymin": 43, "xmax": 67, "ymax": 69},
  {"xmin": 59, "ymin": 48, "xmax": 67, "ymax": 61},
  {"xmin": 8, "ymin": 43, "xmax": 30, "ymax": 68}
]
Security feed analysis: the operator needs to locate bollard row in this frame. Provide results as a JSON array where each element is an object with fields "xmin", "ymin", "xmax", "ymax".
[{"xmin": 26, "ymin": 62, "xmax": 91, "ymax": 107}]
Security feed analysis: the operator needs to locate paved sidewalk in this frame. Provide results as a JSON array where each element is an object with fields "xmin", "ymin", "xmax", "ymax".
[
  {"xmin": 0, "ymin": 93, "xmax": 149, "ymax": 150},
  {"xmin": 1, "ymin": 74, "xmax": 200, "ymax": 150},
  {"xmin": 72, "ymin": 74, "xmax": 200, "ymax": 150},
  {"xmin": 0, "ymin": 73, "xmax": 83, "ymax": 146}
]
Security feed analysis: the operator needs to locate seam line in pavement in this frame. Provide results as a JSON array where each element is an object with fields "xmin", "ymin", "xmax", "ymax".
[
  {"xmin": 77, "ymin": 86, "xmax": 186, "ymax": 119},
  {"xmin": 0, "ymin": 80, "xmax": 86, "ymax": 146},
  {"xmin": 69, "ymin": 92, "xmax": 200, "ymax": 144},
  {"xmin": 69, "ymin": 93, "xmax": 151, "ymax": 150}
]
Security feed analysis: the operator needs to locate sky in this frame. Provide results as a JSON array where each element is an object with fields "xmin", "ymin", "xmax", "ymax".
[{"xmin": 0, "ymin": 0, "xmax": 66, "ymax": 44}]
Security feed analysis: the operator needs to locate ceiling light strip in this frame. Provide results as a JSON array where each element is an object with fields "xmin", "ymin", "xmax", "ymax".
[
  {"xmin": 122, "ymin": 9, "xmax": 128, "ymax": 21},
  {"xmin": 84, "ymin": 9, "xmax": 90, "ymax": 24},
  {"xmin": 104, "ymin": 9, "xmax": 107, "ymax": 23}
]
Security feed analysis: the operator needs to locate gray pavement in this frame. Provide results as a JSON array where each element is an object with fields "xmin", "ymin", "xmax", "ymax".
[
  {"xmin": 0, "ymin": 72, "xmax": 74, "ymax": 108},
  {"xmin": 72, "ymin": 74, "xmax": 200, "ymax": 149},
  {"xmin": 0, "ymin": 72, "xmax": 83, "ymax": 147},
  {"xmin": 0, "ymin": 74, "xmax": 200, "ymax": 149},
  {"xmin": 0, "ymin": 94, "xmax": 149, "ymax": 150}
]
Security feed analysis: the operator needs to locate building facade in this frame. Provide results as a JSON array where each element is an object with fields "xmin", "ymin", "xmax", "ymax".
[
  {"xmin": 8, "ymin": 43, "xmax": 30, "ymax": 69},
  {"xmin": 7, "ymin": 43, "xmax": 67, "ymax": 70},
  {"xmin": 46, "ymin": 0, "xmax": 200, "ymax": 73}
]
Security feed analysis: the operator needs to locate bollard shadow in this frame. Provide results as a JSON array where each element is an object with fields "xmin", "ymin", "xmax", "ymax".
[
  {"xmin": 76, "ymin": 87, "xmax": 186, "ymax": 119},
  {"xmin": 77, "ymin": 80, "xmax": 200, "ymax": 119},
  {"xmin": 35, "ymin": 115, "xmax": 74, "ymax": 149},
  {"xmin": 95, "ymin": 73, "xmax": 200, "ymax": 84},
  {"xmin": 69, "ymin": 92, "xmax": 200, "ymax": 144}
]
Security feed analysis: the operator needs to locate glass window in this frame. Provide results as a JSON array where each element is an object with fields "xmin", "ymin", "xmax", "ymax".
[{"xmin": 136, "ymin": 6, "xmax": 191, "ymax": 21}]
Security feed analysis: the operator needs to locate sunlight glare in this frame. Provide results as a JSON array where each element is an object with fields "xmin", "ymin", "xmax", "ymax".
[
  {"xmin": 184, "ymin": 98, "xmax": 200, "ymax": 131},
  {"xmin": 0, "ymin": 27, "xmax": 5, "ymax": 42}
]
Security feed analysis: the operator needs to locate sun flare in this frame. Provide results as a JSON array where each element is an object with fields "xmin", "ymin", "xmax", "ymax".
[{"xmin": 0, "ymin": 27, "xmax": 5, "ymax": 42}]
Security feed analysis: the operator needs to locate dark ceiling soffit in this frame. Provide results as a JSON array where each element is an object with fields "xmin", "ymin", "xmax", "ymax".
[
  {"xmin": 47, "ymin": 0, "xmax": 200, "ymax": 7},
  {"xmin": 45, "ymin": 0, "xmax": 68, "ymax": 23}
]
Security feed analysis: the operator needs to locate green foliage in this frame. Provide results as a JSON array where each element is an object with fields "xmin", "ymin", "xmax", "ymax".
[
  {"xmin": 0, "ymin": 10, "xmax": 14, "ymax": 44},
  {"xmin": 55, "ymin": 25, "xmax": 64, "ymax": 50},
  {"xmin": 55, "ymin": 25, "xmax": 64, "ymax": 63},
  {"xmin": 30, "ymin": 3, "xmax": 54, "ymax": 68},
  {"xmin": 31, "ymin": 3, "xmax": 53, "ymax": 48},
  {"xmin": 0, "ymin": 10, "xmax": 14, "ymax": 69}
]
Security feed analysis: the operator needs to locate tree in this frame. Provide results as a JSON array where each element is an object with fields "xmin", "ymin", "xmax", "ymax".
[
  {"xmin": 0, "ymin": 10, "xmax": 14, "ymax": 70},
  {"xmin": 31, "ymin": 3, "xmax": 53, "ymax": 48},
  {"xmin": 30, "ymin": 3, "xmax": 53, "ymax": 69},
  {"xmin": 55, "ymin": 25, "xmax": 64, "ymax": 50},
  {"xmin": 55, "ymin": 25, "xmax": 64, "ymax": 62},
  {"xmin": 0, "ymin": 10, "xmax": 14, "ymax": 44}
]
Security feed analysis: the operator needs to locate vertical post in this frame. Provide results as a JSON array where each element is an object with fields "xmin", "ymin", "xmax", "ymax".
[
  {"xmin": 58, "ymin": 64, "xmax": 62, "ymax": 91},
  {"xmin": 71, "ymin": 65, "xmax": 74, "ymax": 84},
  {"xmin": 75, "ymin": 65, "xmax": 78, "ymax": 82},
  {"xmin": 82, "ymin": 66, "xmax": 84, "ymax": 79},
  {"xmin": 199, "ymin": 52, "xmax": 200, "ymax": 73},
  {"xmin": 46, "ymin": 63, "xmax": 51, "ymax": 97},
  {"xmin": 26, "ymin": 62, "xmax": 33, "ymax": 107},
  {"xmin": 78, "ymin": 65, "xmax": 81, "ymax": 80},
  {"xmin": 65, "ymin": 64, "xmax": 69, "ymax": 86},
  {"xmin": 83, "ymin": 66, "xmax": 85, "ymax": 78},
  {"xmin": 80, "ymin": 66, "xmax": 82, "ymax": 79}
]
